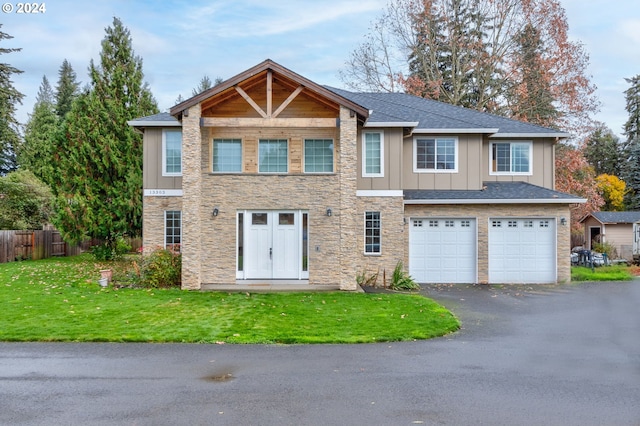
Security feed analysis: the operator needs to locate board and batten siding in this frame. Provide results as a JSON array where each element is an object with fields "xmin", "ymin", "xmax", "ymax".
[
  {"xmin": 482, "ymin": 137, "xmax": 555, "ymax": 189},
  {"xmin": 143, "ymin": 128, "xmax": 183, "ymax": 190},
  {"xmin": 356, "ymin": 127, "xmax": 404, "ymax": 190}
]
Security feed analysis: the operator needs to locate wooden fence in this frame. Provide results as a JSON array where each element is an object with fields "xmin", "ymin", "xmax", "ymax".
[{"xmin": 0, "ymin": 230, "xmax": 141, "ymax": 264}]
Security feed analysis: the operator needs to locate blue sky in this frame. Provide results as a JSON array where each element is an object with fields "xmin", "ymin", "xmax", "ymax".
[{"xmin": 4, "ymin": 0, "xmax": 639, "ymax": 139}]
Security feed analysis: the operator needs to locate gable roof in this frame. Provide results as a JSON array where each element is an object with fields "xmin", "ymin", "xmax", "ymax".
[
  {"xmin": 404, "ymin": 182, "xmax": 586, "ymax": 204},
  {"xmin": 580, "ymin": 211, "xmax": 640, "ymax": 224},
  {"xmin": 326, "ymin": 87, "xmax": 569, "ymax": 138},
  {"xmin": 170, "ymin": 59, "xmax": 369, "ymax": 119}
]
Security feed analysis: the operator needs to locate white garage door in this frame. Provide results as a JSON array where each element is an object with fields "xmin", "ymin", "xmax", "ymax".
[
  {"xmin": 409, "ymin": 218, "xmax": 476, "ymax": 283},
  {"xmin": 489, "ymin": 218, "xmax": 556, "ymax": 283}
]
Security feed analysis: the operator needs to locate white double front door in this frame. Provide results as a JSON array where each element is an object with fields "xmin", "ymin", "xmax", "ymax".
[{"xmin": 242, "ymin": 211, "xmax": 307, "ymax": 280}]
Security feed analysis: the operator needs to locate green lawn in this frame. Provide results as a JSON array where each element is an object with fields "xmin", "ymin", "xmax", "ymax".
[
  {"xmin": 571, "ymin": 265, "xmax": 635, "ymax": 282},
  {"xmin": 0, "ymin": 255, "xmax": 459, "ymax": 344}
]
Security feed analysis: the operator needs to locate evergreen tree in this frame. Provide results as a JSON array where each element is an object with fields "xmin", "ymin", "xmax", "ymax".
[
  {"xmin": 0, "ymin": 25, "xmax": 24, "ymax": 175},
  {"xmin": 622, "ymin": 75, "xmax": 640, "ymax": 208},
  {"xmin": 19, "ymin": 76, "xmax": 59, "ymax": 184},
  {"xmin": 509, "ymin": 24, "xmax": 559, "ymax": 128},
  {"xmin": 52, "ymin": 17, "xmax": 158, "ymax": 254},
  {"xmin": 54, "ymin": 59, "xmax": 79, "ymax": 119},
  {"xmin": 621, "ymin": 137, "xmax": 640, "ymax": 209},
  {"xmin": 584, "ymin": 124, "xmax": 622, "ymax": 176},
  {"xmin": 192, "ymin": 75, "xmax": 213, "ymax": 96},
  {"xmin": 405, "ymin": 0, "xmax": 504, "ymax": 111}
]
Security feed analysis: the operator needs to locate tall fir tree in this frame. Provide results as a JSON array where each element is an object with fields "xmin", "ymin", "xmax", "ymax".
[
  {"xmin": 19, "ymin": 76, "xmax": 59, "ymax": 184},
  {"xmin": 405, "ymin": 0, "xmax": 504, "ymax": 112},
  {"xmin": 54, "ymin": 59, "xmax": 79, "ymax": 119},
  {"xmin": 508, "ymin": 24, "xmax": 559, "ymax": 128},
  {"xmin": 0, "ymin": 25, "xmax": 24, "ymax": 175},
  {"xmin": 52, "ymin": 17, "xmax": 158, "ymax": 252},
  {"xmin": 191, "ymin": 75, "xmax": 213, "ymax": 96},
  {"xmin": 584, "ymin": 124, "xmax": 622, "ymax": 177},
  {"xmin": 621, "ymin": 75, "xmax": 640, "ymax": 209}
]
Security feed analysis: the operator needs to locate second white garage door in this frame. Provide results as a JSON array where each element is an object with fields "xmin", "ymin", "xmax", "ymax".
[
  {"xmin": 409, "ymin": 218, "xmax": 476, "ymax": 283},
  {"xmin": 488, "ymin": 218, "xmax": 556, "ymax": 283}
]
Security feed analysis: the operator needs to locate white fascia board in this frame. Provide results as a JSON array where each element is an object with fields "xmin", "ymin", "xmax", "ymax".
[
  {"xmin": 364, "ymin": 121, "xmax": 419, "ymax": 128},
  {"xmin": 404, "ymin": 198, "xmax": 587, "ymax": 205},
  {"xmin": 127, "ymin": 120, "xmax": 181, "ymax": 127},
  {"xmin": 489, "ymin": 132, "xmax": 570, "ymax": 138},
  {"xmin": 357, "ymin": 190, "xmax": 404, "ymax": 197},
  {"xmin": 413, "ymin": 128, "xmax": 499, "ymax": 134}
]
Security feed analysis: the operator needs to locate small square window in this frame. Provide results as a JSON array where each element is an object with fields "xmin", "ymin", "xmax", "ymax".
[
  {"xmin": 429, "ymin": 220, "xmax": 439, "ymax": 227},
  {"xmin": 445, "ymin": 220, "xmax": 454, "ymax": 227},
  {"xmin": 540, "ymin": 220, "xmax": 549, "ymax": 228},
  {"xmin": 304, "ymin": 139, "xmax": 334, "ymax": 173},
  {"xmin": 461, "ymin": 220, "xmax": 470, "ymax": 228},
  {"xmin": 413, "ymin": 220, "xmax": 423, "ymax": 227},
  {"xmin": 492, "ymin": 220, "xmax": 502, "ymax": 228},
  {"xmin": 508, "ymin": 221, "xmax": 518, "ymax": 228}
]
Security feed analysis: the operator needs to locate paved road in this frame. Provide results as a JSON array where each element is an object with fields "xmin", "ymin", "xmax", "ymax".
[{"xmin": 1, "ymin": 282, "xmax": 639, "ymax": 425}]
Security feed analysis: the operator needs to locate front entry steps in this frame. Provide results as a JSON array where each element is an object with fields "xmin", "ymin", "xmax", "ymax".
[{"xmin": 200, "ymin": 282, "xmax": 362, "ymax": 292}]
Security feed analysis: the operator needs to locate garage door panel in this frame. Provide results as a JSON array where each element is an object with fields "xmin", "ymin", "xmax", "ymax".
[
  {"xmin": 410, "ymin": 218, "xmax": 476, "ymax": 284},
  {"xmin": 489, "ymin": 218, "xmax": 556, "ymax": 284}
]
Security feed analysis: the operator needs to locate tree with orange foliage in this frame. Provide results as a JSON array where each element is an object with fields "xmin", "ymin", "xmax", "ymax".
[{"xmin": 555, "ymin": 142, "xmax": 603, "ymax": 233}]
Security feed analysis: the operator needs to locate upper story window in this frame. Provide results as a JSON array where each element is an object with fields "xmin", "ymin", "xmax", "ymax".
[
  {"xmin": 414, "ymin": 137, "xmax": 457, "ymax": 172},
  {"xmin": 259, "ymin": 139, "xmax": 288, "ymax": 173},
  {"xmin": 213, "ymin": 139, "xmax": 242, "ymax": 172},
  {"xmin": 490, "ymin": 141, "xmax": 532, "ymax": 175},
  {"xmin": 304, "ymin": 139, "xmax": 334, "ymax": 173},
  {"xmin": 162, "ymin": 130, "xmax": 182, "ymax": 176},
  {"xmin": 363, "ymin": 131, "xmax": 384, "ymax": 177}
]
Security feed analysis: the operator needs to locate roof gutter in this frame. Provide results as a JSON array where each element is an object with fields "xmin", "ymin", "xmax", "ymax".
[{"xmin": 404, "ymin": 198, "xmax": 587, "ymax": 205}]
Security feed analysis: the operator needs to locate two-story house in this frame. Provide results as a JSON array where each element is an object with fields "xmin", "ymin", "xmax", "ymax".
[{"xmin": 128, "ymin": 59, "xmax": 585, "ymax": 290}]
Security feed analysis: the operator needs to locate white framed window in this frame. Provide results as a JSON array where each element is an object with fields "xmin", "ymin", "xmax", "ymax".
[
  {"xmin": 164, "ymin": 210, "xmax": 181, "ymax": 251},
  {"xmin": 364, "ymin": 211, "xmax": 381, "ymax": 254},
  {"xmin": 259, "ymin": 139, "xmax": 288, "ymax": 173},
  {"xmin": 162, "ymin": 130, "xmax": 182, "ymax": 176},
  {"xmin": 213, "ymin": 139, "xmax": 242, "ymax": 172},
  {"xmin": 304, "ymin": 139, "xmax": 334, "ymax": 173},
  {"xmin": 362, "ymin": 131, "xmax": 384, "ymax": 177},
  {"xmin": 414, "ymin": 137, "xmax": 458, "ymax": 172},
  {"xmin": 490, "ymin": 141, "xmax": 532, "ymax": 175}
]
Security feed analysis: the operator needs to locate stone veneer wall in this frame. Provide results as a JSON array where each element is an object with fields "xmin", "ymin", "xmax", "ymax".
[
  {"xmin": 194, "ymin": 106, "xmax": 360, "ymax": 288},
  {"xmin": 355, "ymin": 196, "xmax": 406, "ymax": 288},
  {"xmin": 180, "ymin": 105, "xmax": 203, "ymax": 289},
  {"xmin": 403, "ymin": 203, "xmax": 572, "ymax": 283},
  {"xmin": 142, "ymin": 196, "xmax": 183, "ymax": 250},
  {"xmin": 338, "ymin": 107, "xmax": 358, "ymax": 290}
]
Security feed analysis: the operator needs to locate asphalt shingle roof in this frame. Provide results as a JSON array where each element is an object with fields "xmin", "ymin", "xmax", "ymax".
[
  {"xmin": 131, "ymin": 112, "xmax": 179, "ymax": 123},
  {"xmin": 326, "ymin": 87, "xmax": 567, "ymax": 136},
  {"xmin": 587, "ymin": 211, "xmax": 640, "ymax": 224},
  {"xmin": 404, "ymin": 182, "xmax": 584, "ymax": 202}
]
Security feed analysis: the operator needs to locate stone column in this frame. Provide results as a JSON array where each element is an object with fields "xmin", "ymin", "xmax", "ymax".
[
  {"xmin": 180, "ymin": 105, "xmax": 202, "ymax": 290},
  {"xmin": 338, "ymin": 106, "xmax": 358, "ymax": 290}
]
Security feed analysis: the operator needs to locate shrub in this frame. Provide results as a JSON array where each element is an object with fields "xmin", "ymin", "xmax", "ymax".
[
  {"xmin": 591, "ymin": 241, "xmax": 617, "ymax": 258},
  {"xmin": 356, "ymin": 268, "xmax": 379, "ymax": 287},
  {"xmin": 134, "ymin": 247, "xmax": 182, "ymax": 288},
  {"xmin": 390, "ymin": 261, "xmax": 420, "ymax": 291},
  {"xmin": 91, "ymin": 234, "xmax": 131, "ymax": 261}
]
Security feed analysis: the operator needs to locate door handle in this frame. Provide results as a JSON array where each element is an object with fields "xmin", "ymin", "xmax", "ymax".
[{"xmin": 269, "ymin": 248, "xmax": 272, "ymax": 259}]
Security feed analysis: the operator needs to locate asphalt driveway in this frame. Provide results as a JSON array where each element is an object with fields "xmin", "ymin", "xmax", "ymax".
[{"xmin": 1, "ymin": 281, "xmax": 639, "ymax": 425}]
